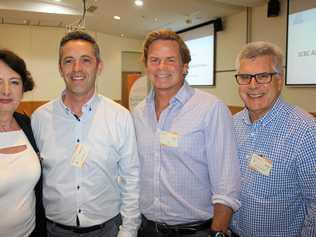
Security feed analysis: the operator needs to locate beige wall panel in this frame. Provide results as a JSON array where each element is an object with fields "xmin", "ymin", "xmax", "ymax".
[
  {"xmin": 26, "ymin": 26, "xmax": 65, "ymax": 101},
  {"xmin": 96, "ymin": 32, "xmax": 142, "ymax": 100},
  {"xmin": 216, "ymin": 11, "xmax": 247, "ymax": 71},
  {"xmin": 122, "ymin": 52, "xmax": 143, "ymax": 73},
  {"xmin": 0, "ymin": 24, "xmax": 31, "ymax": 59},
  {"xmin": 201, "ymin": 71, "xmax": 243, "ymax": 107}
]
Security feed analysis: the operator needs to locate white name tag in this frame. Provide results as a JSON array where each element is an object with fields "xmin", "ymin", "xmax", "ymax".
[
  {"xmin": 160, "ymin": 131, "xmax": 179, "ymax": 147},
  {"xmin": 71, "ymin": 144, "xmax": 89, "ymax": 168},
  {"xmin": 249, "ymin": 153, "xmax": 272, "ymax": 176}
]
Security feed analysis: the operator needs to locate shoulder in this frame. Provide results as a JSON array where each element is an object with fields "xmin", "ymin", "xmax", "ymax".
[
  {"xmin": 233, "ymin": 109, "xmax": 246, "ymax": 123},
  {"xmin": 32, "ymin": 99, "xmax": 56, "ymax": 117},
  {"xmin": 97, "ymin": 95, "xmax": 130, "ymax": 114},
  {"xmin": 14, "ymin": 112, "xmax": 30, "ymax": 124},
  {"xmin": 14, "ymin": 112, "xmax": 39, "ymax": 152},
  {"xmin": 281, "ymin": 104, "xmax": 316, "ymax": 131},
  {"xmin": 132, "ymin": 98, "xmax": 147, "ymax": 117},
  {"xmin": 192, "ymin": 88, "xmax": 220, "ymax": 104},
  {"xmin": 190, "ymin": 89, "xmax": 231, "ymax": 116},
  {"xmin": 14, "ymin": 112, "xmax": 32, "ymax": 131},
  {"xmin": 96, "ymin": 95, "xmax": 133, "ymax": 124},
  {"xmin": 291, "ymin": 106, "xmax": 315, "ymax": 126}
]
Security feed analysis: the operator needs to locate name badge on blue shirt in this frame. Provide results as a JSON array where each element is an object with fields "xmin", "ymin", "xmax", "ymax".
[
  {"xmin": 160, "ymin": 131, "xmax": 179, "ymax": 147},
  {"xmin": 249, "ymin": 153, "xmax": 272, "ymax": 176}
]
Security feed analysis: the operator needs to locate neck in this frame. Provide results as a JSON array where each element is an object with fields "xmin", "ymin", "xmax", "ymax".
[
  {"xmin": 154, "ymin": 89, "xmax": 176, "ymax": 120},
  {"xmin": 0, "ymin": 112, "xmax": 15, "ymax": 131},
  {"xmin": 63, "ymin": 91, "xmax": 94, "ymax": 116}
]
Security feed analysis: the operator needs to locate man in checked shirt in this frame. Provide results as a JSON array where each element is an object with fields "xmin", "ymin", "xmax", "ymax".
[{"xmin": 230, "ymin": 41, "xmax": 316, "ymax": 237}]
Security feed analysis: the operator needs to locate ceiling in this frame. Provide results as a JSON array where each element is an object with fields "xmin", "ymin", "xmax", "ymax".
[{"xmin": 0, "ymin": 0, "xmax": 266, "ymax": 39}]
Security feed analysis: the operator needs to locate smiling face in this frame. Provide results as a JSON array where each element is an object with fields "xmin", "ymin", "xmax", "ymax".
[
  {"xmin": 0, "ymin": 60, "xmax": 23, "ymax": 114},
  {"xmin": 238, "ymin": 55, "xmax": 284, "ymax": 122},
  {"xmin": 59, "ymin": 40, "xmax": 102, "ymax": 101},
  {"xmin": 146, "ymin": 39, "xmax": 188, "ymax": 96}
]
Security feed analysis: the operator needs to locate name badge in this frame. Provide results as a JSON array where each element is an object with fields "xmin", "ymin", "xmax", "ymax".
[
  {"xmin": 71, "ymin": 144, "xmax": 89, "ymax": 168},
  {"xmin": 249, "ymin": 153, "xmax": 272, "ymax": 176},
  {"xmin": 160, "ymin": 131, "xmax": 178, "ymax": 147}
]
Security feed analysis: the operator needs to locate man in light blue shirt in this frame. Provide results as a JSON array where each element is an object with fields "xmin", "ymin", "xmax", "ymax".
[
  {"xmin": 133, "ymin": 29, "xmax": 240, "ymax": 237},
  {"xmin": 32, "ymin": 31, "xmax": 140, "ymax": 237},
  {"xmin": 230, "ymin": 41, "xmax": 316, "ymax": 237}
]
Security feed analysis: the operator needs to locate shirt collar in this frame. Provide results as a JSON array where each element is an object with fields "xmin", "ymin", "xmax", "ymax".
[
  {"xmin": 242, "ymin": 96, "xmax": 286, "ymax": 127},
  {"xmin": 58, "ymin": 90, "xmax": 97, "ymax": 116}
]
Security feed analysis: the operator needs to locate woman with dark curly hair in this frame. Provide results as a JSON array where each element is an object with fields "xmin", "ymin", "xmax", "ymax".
[{"xmin": 0, "ymin": 49, "xmax": 45, "ymax": 237}]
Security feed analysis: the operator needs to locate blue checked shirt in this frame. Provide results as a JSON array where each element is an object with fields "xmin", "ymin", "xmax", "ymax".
[
  {"xmin": 230, "ymin": 97, "xmax": 316, "ymax": 237},
  {"xmin": 133, "ymin": 82, "xmax": 240, "ymax": 225}
]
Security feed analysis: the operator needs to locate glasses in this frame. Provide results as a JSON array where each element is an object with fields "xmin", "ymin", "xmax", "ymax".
[{"xmin": 235, "ymin": 72, "xmax": 279, "ymax": 85}]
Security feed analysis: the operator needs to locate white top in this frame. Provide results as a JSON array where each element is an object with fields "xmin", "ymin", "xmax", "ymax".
[
  {"xmin": 0, "ymin": 130, "xmax": 41, "ymax": 237},
  {"xmin": 31, "ymin": 94, "xmax": 140, "ymax": 237}
]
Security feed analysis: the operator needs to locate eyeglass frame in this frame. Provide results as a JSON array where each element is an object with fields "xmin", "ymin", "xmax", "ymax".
[{"xmin": 234, "ymin": 72, "xmax": 279, "ymax": 85}]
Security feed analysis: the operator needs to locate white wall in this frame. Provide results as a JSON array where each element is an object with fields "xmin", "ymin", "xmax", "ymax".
[{"xmin": 0, "ymin": 24, "xmax": 143, "ymax": 101}]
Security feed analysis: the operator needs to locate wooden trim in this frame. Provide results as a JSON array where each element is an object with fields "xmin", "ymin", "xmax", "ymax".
[
  {"xmin": 14, "ymin": 101, "xmax": 316, "ymax": 118},
  {"xmin": 16, "ymin": 101, "xmax": 49, "ymax": 116},
  {"xmin": 228, "ymin": 106, "xmax": 244, "ymax": 115}
]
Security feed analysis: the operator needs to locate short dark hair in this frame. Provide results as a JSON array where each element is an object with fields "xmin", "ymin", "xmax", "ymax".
[
  {"xmin": 142, "ymin": 29, "xmax": 191, "ymax": 66},
  {"xmin": 0, "ymin": 49, "xmax": 34, "ymax": 92},
  {"xmin": 59, "ymin": 31, "xmax": 100, "ymax": 63}
]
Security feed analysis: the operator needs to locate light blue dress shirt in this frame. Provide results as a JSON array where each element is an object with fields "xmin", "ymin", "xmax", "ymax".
[
  {"xmin": 133, "ymin": 82, "xmax": 240, "ymax": 225},
  {"xmin": 231, "ymin": 97, "xmax": 316, "ymax": 237},
  {"xmin": 31, "ymin": 93, "xmax": 141, "ymax": 237}
]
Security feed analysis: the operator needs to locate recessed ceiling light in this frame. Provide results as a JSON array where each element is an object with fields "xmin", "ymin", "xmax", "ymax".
[
  {"xmin": 134, "ymin": 0, "xmax": 143, "ymax": 7},
  {"xmin": 120, "ymin": 34, "xmax": 125, "ymax": 37},
  {"xmin": 54, "ymin": 0, "xmax": 62, "ymax": 2},
  {"xmin": 113, "ymin": 16, "xmax": 121, "ymax": 20}
]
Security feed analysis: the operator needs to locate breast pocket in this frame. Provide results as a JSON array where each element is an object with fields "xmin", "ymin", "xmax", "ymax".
[{"xmin": 243, "ymin": 157, "xmax": 292, "ymax": 199}]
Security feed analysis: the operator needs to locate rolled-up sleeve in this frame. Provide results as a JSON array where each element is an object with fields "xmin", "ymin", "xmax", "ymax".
[{"xmin": 205, "ymin": 101, "xmax": 241, "ymax": 212}]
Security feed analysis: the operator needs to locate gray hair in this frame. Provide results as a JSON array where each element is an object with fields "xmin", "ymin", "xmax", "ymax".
[{"xmin": 235, "ymin": 41, "xmax": 284, "ymax": 73}]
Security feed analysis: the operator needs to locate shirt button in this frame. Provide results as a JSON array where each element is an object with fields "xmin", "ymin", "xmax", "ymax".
[
  {"xmin": 78, "ymin": 209, "xmax": 81, "ymax": 213},
  {"xmin": 77, "ymin": 185, "xmax": 80, "ymax": 190},
  {"xmin": 77, "ymin": 139, "xmax": 80, "ymax": 143}
]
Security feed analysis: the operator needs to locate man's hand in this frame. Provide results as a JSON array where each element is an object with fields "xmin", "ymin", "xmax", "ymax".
[{"xmin": 210, "ymin": 203, "xmax": 233, "ymax": 233}]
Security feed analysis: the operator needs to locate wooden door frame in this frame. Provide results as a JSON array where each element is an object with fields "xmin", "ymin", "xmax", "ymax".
[{"xmin": 121, "ymin": 71, "xmax": 142, "ymax": 109}]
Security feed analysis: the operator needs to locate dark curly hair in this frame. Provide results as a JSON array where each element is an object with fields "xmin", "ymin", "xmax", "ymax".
[{"xmin": 0, "ymin": 49, "xmax": 34, "ymax": 92}]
